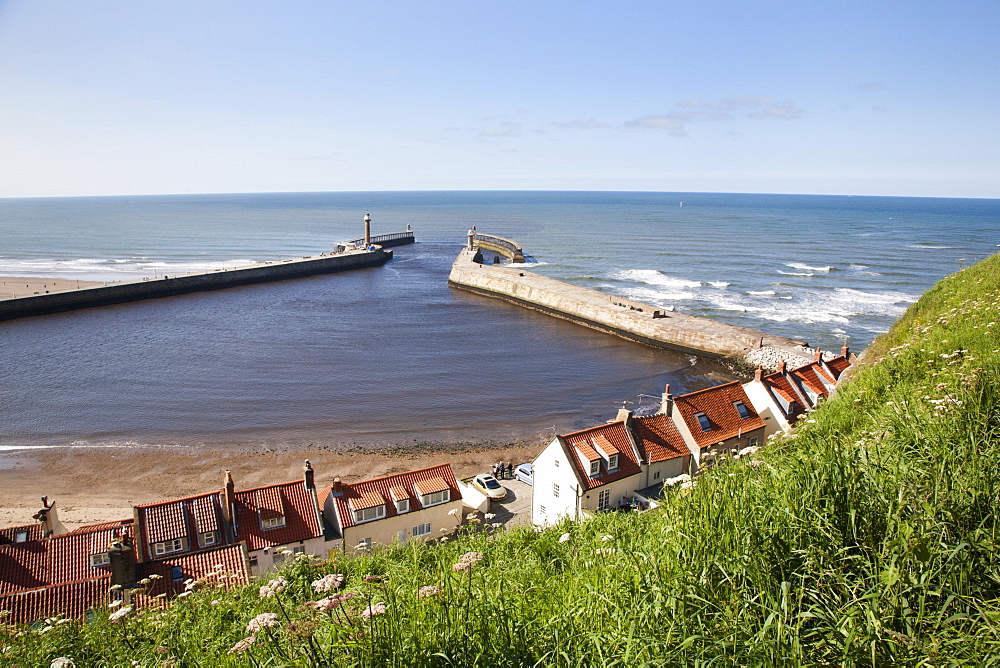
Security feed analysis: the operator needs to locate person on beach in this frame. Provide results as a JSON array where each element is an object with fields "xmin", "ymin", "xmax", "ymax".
[{"xmin": 507, "ymin": 463, "xmax": 513, "ymax": 479}]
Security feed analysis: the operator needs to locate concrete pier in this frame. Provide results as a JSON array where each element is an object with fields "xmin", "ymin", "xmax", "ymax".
[
  {"xmin": 0, "ymin": 246, "xmax": 392, "ymax": 322},
  {"xmin": 448, "ymin": 246, "xmax": 810, "ymax": 366}
]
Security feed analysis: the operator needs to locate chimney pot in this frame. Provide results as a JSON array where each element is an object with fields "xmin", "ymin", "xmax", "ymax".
[
  {"xmin": 814, "ymin": 348, "xmax": 822, "ymax": 361},
  {"xmin": 841, "ymin": 343, "xmax": 850, "ymax": 358},
  {"xmin": 332, "ymin": 478, "xmax": 343, "ymax": 497},
  {"xmin": 303, "ymin": 460, "xmax": 315, "ymax": 490},
  {"xmin": 779, "ymin": 360, "xmax": 787, "ymax": 374},
  {"xmin": 754, "ymin": 365, "xmax": 763, "ymax": 383}
]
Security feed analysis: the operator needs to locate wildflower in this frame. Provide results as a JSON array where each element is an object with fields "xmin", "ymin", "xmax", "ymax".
[
  {"xmin": 559, "ymin": 533, "xmax": 571, "ymax": 543},
  {"xmin": 259, "ymin": 576, "xmax": 289, "ymax": 598},
  {"xmin": 664, "ymin": 473, "xmax": 691, "ymax": 487},
  {"xmin": 452, "ymin": 562, "xmax": 472, "ymax": 572},
  {"xmin": 286, "ymin": 617, "xmax": 318, "ymax": 640},
  {"xmin": 601, "ymin": 535, "xmax": 614, "ymax": 542},
  {"xmin": 418, "ymin": 585, "xmax": 440, "ymax": 598},
  {"xmin": 747, "ymin": 460, "xmax": 765, "ymax": 467},
  {"xmin": 448, "ymin": 508, "xmax": 461, "ymax": 517},
  {"xmin": 108, "ymin": 606, "xmax": 133, "ymax": 622},
  {"xmin": 109, "ymin": 584, "xmax": 123, "ymax": 590},
  {"xmin": 459, "ymin": 551, "xmax": 484, "ymax": 564},
  {"xmin": 228, "ymin": 637, "xmax": 256, "ymax": 655},
  {"xmin": 484, "ymin": 513, "xmax": 496, "ymax": 520},
  {"xmin": 364, "ymin": 574, "xmax": 384, "ymax": 583},
  {"xmin": 312, "ymin": 573, "xmax": 345, "ymax": 593},
  {"xmin": 149, "ymin": 573, "xmax": 163, "ymax": 580},
  {"xmin": 246, "ymin": 612, "xmax": 280, "ymax": 634},
  {"xmin": 307, "ymin": 595, "xmax": 347, "ymax": 612},
  {"xmin": 595, "ymin": 548, "xmax": 616, "ymax": 555},
  {"xmin": 50, "ymin": 659, "xmax": 75, "ymax": 668},
  {"xmin": 108, "ymin": 600, "xmax": 122, "ymax": 608},
  {"xmin": 177, "ymin": 591, "xmax": 192, "ymax": 598},
  {"xmin": 361, "ymin": 602, "xmax": 387, "ymax": 620}
]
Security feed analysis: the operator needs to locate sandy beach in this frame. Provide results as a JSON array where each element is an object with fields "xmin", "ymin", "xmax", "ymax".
[
  {"xmin": 0, "ymin": 276, "xmax": 104, "ymax": 299},
  {"xmin": 0, "ymin": 440, "xmax": 543, "ymax": 530}
]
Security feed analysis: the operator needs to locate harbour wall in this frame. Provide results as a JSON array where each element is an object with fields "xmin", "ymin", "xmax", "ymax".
[
  {"xmin": 448, "ymin": 247, "xmax": 810, "ymax": 366},
  {"xmin": 0, "ymin": 246, "xmax": 392, "ymax": 322}
]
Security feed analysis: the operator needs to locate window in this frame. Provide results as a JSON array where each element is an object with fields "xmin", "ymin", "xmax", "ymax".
[
  {"xmin": 248, "ymin": 556, "xmax": 258, "ymax": 569},
  {"xmin": 539, "ymin": 505, "xmax": 546, "ymax": 515},
  {"xmin": 696, "ymin": 412, "xmax": 712, "ymax": 431},
  {"xmin": 420, "ymin": 490, "xmax": 450, "ymax": 507},
  {"xmin": 353, "ymin": 505, "xmax": 387, "ymax": 524},
  {"xmin": 552, "ymin": 483, "xmax": 560, "ymax": 498},
  {"xmin": 734, "ymin": 401, "xmax": 752, "ymax": 419},
  {"xmin": 171, "ymin": 566, "xmax": 184, "ymax": 581},
  {"xmin": 357, "ymin": 538, "xmax": 372, "ymax": 551},
  {"xmin": 748, "ymin": 437, "xmax": 759, "ymax": 447},
  {"xmin": 395, "ymin": 499, "xmax": 410, "ymax": 514},
  {"xmin": 554, "ymin": 459, "xmax": 559, "ymax": 467},
  {"xmin": 152, "ymin": 537, "xmax": 187, "ymax": 556},
  {"xmin": 412, "ymin": 522, "xmax": 431, "ymax": 537},
  {"xmin": 272, "ymin": 552, "xmax": 286, "ymax": 566},
  {"xmin": 199, "ymin": 531, "xmax": 219, "ymax": 547},
  {"xmin": 90, "ymin": 552, "xmax": 110, "ymax": 567},
  {"xmin": 262, "ymin": 515, "xmax": 286, "ymax": 530},
  {"xmin": 653, "ymin": 471, "xmax": 661, "ymax": 480},
  {"xmin": 597, "ymin": 489, "xmax": 611, "ymax": 511},
  {"xmin": 292, "ymin": 545, "xmax": 306, "ymax": 554},
  {"xmin": 589, "ymin": 460, "xmax": 600, "ymax": 477},
  {"xmin": 14, "ymin": 530, "xmax": 28, "ymax": 543},
  {"xmin": 607, "ymin": 454, "xmax": 619, "ymax": 471}
]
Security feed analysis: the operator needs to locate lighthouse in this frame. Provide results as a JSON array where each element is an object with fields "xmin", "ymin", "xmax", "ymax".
[{"xmin": 364, "ymin": 212, "xmax": 371, "ymax": 247}]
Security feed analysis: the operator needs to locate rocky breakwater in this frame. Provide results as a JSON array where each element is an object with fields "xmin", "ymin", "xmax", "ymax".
[
  {"xmin": 448, "ymin": 246, "xmax": 811, "ymax": 369},
  {"xmin": 0, "ymin": 245, "xmax": 393, "ymax": 322}
]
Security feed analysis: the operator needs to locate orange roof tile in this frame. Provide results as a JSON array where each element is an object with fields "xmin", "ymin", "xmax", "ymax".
[
  {"xmin": 0, "ymin": 523, "xmax": 42, "ymax": 545},
  {"xmin": 413, "ymin": 477, "xmax": 450, "ymax": 495},
  {"xmin": 826, "ymin": 355, "xmax": 851, "ymax": 379},
  {"xmin": 561, "ymin": 421, "xmax": 642, "ymax": 491},
  {"xmin": 673, "ymin": 382, "xmax": 766, "ymax": 449},
  {"xmin": 323, "ymin": 464, "xmax": 462, "ymax": 531},
  {"xmin": 232, "ymin": 481, "xmax": 322, "ymax": 552},
  {"xmin": 630, "ymin": 414, "xmax": 689, "ymax": 463},
  {"xmin": 1, "ymin": 576, "xmax": 111, "ymax": 625}
]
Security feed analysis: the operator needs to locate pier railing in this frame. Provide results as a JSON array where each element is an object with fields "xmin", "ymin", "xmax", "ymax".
[
  {"xmin": 473, "ymin": 233, "xmax": 525, "ymax": 263},
  {"xmin": 346, "ymin": 230, "xmax": 416, "ymax": 248}
]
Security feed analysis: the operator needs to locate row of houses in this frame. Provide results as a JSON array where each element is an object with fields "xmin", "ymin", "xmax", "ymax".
[
  {"xmin": 1, "ymin": 463, "xmax": 467, "ymax": 624},
  {"xmin": 531, "ymin": 347, "xmax": 852, "ymax": 525}
]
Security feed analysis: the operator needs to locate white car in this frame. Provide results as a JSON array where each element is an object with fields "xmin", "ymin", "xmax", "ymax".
[{"xmin": 471, "ymin": 473, "xmax": 507, "ymax": 500}]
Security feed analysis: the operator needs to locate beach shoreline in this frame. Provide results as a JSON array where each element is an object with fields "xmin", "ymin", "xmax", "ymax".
[{"xmin": 0, "ymin": 439, "xmax": 544, "ymax": 530}]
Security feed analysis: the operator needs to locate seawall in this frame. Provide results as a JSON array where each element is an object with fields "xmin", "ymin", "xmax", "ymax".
[
  {"xmin": 0, "ymin": 246, "xmax": 392, "ymax": 322},
  {"xmin": 448, "ymin": 247, "xmax": 810, "ymax": 366}
]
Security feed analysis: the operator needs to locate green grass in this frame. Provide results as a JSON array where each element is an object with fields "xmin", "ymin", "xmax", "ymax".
[{"xmin": 5, "ymin": 254, "xmax": 1000, "ymax": 666}]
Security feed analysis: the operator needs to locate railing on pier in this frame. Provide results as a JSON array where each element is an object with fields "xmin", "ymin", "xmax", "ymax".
[
  {"xmin": 345, "ymin": 230, "xmax": 416, "ymax": 248},
  {"xmin": 473, "ymin": 233, "xmax": 525, "ymax": 263}
]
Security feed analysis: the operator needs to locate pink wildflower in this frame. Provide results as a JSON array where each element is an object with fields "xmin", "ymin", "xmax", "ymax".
[
  {"xmin": 311, "ymin": 573, "xmax": 345, "ymax": 593},
  {"xmin": 364, "ymin": 574, "xmax": 384, "ymax": 583},
  {"xmin": 246, "ymin": 612, "xmax": 280, "ymax": 634},
  {"xmin": 458, "ymin": 551, "xmax": 484, "ymax": 564},
  {"xmin": 452, "ymin": 561, "xmax": 471, "ymax": 572},
  {"xmin": 227, "ymin": 637, "xmax": 256, "ymax": 654},
  {"xmin": 258, "ymin": 576, "xmax": 289, "ymax": 598},
  {"xmin": 307, "ymin": 596, "xmax": 344, "ymax": 612},
  {"xmin": 360, "ymin": 602, "xmax": 387, "ymax": 620},
  {"xmin": 418, "ymin": 585, "xmax": 440, "ymax": 598}
]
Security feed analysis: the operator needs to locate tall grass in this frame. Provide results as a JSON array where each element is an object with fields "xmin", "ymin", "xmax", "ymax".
[{"xmin": 5, "ymin": 255, "xmax": 1000, "ymax": 666}]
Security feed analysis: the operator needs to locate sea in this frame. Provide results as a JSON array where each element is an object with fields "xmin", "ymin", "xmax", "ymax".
[{"xmin": 1, "ymin": 191, "xmax": 997, "ymax": 450}]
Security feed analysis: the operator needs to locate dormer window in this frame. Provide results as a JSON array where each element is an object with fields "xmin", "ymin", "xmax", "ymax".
[
  {"xmin": 733, "ymin": 401, "xmax": 751, "ymax": 419},
  {"xmin": 262, "ymin": 515, "xmax": 286, "ymax": 530},
  {"xmin": 152, "ymin": 537, "xmax": 188, "ymax": 556},
  {"xmin": 90, "ymin": 552, "xmax": 110, "ymax": 567},
  {"xmin": 589, "ymin": 460, "xmax": 600, "ymax": 477},
  {"xmin": 607, "ymin": 454, "xmax": 619, "ymax": 471},
  {"xmin": 395, "ymin": 498, "xmax": 410, "ymax": 514},
  {"xmin": 695, "ymin": 412, "xmax": 711, "ymax": 431},
  {"xmin": 353, "ymin": 505, "xmax": 386, "ymax": 524},
  {"xmin": 14, "ymin": 530, "xmax": 28, "ymax": 543},
  {"xmin": 199, "ymin": 531, "xmax": 219, "ymax": 547},
  {"xmin": 420, "ymin": 490, "xmax": 450, "ymax": 507}
]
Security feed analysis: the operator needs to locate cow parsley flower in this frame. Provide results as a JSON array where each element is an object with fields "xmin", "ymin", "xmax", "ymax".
[
  {"xmin": 50, "ymin": 658, "xmax": 75, "ymax": 668},
  {"xmin": 312, "ymin": 573, "xmax": 345, "ymax": 593},
  {"xmin": 361, "ymin": 602, "xmax": 387, "ymax": 620},
  {"xmin": 246, "ymin": 612, "xmax": 280, "ymax": 634},
  {"xmin": 259, "ymin": 576, "xmax": 289, "ymax": 598},
  {"xmin": 108, "ymin": 606, "xmax": 133, "ymax": 622},
  {"xmin": 418, "ymin": 585, "xmax": 440, "ymax": 598}
]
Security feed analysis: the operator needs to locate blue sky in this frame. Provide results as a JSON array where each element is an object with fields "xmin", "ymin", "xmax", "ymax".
[{"xmin": 1, "ymin": 1, "xmax": 997, "ymax": 198}]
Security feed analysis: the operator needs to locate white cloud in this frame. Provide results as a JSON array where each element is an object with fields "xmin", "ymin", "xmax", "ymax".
[
  {"xmin": 626, "ymin": 95, "xmax": 805, "ymax": 135},
  {"xmin": 477, "ymin": 121, "xmax": 522, "ymax": 139},
  {"xmin": 553, "ymin": 118, "xmax": 609, "ymax": 130}
]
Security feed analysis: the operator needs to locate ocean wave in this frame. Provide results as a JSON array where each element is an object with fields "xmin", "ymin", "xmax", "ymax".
[
  {"xmin": 776, "ymin": 270, "xmax": 817, "ymax": 277},
  {"xmin": 0, "ymin": 257, "xmax": 256, "ymax": 279},
  {"xmin": 611, "ymin": 269, "xmax": 702, "ymax": 290},
  {"xmin": 785, "ymin": 262, "xmax": 833, "ymax": 273},
  {"xmin": 707, "ymin": 281, "xmax": 730, "ymax": 288},
  {"xmin": 748, "ymin": 290, "xmax": 776, "ymax": 296},
  {"xmin": 907, "ymin": 244, "xmax": 955, "ymax": 250}
]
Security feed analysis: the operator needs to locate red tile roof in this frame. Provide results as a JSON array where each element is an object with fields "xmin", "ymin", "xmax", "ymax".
[
  {"xmin": 761, "ymin": 372, "xmax": 807, "ymax": 421},
  {"xmin": 560, "ymin": 421, "xmax": 642, "ymax": 491},
  {"xmin": 324, "ymin": 464, "xmax": 462, "ymax": 531},
  {"xmin": 1, "ymin": 576, "xmax": 112, "ymax": 625},
  {"xmin": 673, "ymin": 381, "xmax": 766, "ymax": 449},
  {"xmin": 135, "ymin": 492, "xmax": 225, "ymax": 560},
  {"xmin": 70, "ymin": 519, "xmax": 133, "ymax": 534},
  {"xmin": 630, "ymin": 414, "xmax": 689, "ymax": 463},
  {"xmin": 0, "ymin": 523, "xmax": 42, "ymax": 545},
  {"xmin": 826, "ymin": 355, "xmax": 851, "ymax": 379},
  {"xmin": 789, "ymin": 362, "xmax": 833, "ymax": 402},
  {"xmin": 232, "ymin": 481, "xmax": 322, "ymax": 551},
  {"xmin": 0, "ymin": 525, "xmax": 133, "ymax": 595},
  {"xmin": 137, "ymin": 544, "xmax": 249, "ymax": 598}
]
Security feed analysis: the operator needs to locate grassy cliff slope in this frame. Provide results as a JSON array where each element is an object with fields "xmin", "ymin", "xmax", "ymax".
[{"xmin": 5, "ymin": 255, "xmax": 1000, "ymax": 666}]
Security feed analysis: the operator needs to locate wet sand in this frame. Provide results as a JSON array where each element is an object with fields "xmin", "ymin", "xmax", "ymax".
[
  {"xmin": 0, "ymin": 440, "xmax": 544, "ymax": 529},
  {"xmin": 0, "ymin": 276, "xmax": 104, "ymax": 299}
]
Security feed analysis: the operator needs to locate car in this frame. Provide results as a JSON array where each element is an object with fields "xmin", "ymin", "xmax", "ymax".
[
  {"xmin": 513, "ymin": 462, "xmax": 533, "ymax": 485},
  {"xmin": 471, "ymin": 473, "xmax": 507, "ymax": 500}
]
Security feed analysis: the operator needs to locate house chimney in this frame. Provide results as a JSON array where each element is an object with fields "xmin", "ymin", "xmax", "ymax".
[
  {"xmin": 615, "ymin": 408, "xmax": 632, "ymax": 423},
  {"xmin": 778, "ymin": 361, "xmax": 787, "ymax": 375},
  {"xmin": 222, "ymin": 470, "xmax": 235, "ymax": 524},
  {"xmin": 32, "ymin": 497, "xmax": 66, "ymax": 538},
  {"xmin": 108, "ymin": 535, "xmax": 137, "ymax": 589},
  {"xmin": 814, "ymin": 348, "xmax": 822, "ymax": 362},
  {"xmin": 660, "ymin": 384, "xmax": 674, "ymax": 416},
  {"xmin": 303, "ymin": 460, "xmax": 315, "ymax": 490},
  {"xmin": 754, "ymin": 365, "xmax": 764, "ymax": 383},
  {"xmin": 331, "ymin": 478, "xmax": 344, "ymax": 497},
  {"xmin": 841, "ymin": 343, "xmax": 850, "ymax": 358}
]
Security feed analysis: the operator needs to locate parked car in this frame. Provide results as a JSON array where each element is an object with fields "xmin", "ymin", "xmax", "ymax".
[
  {"xmin": 514, "ymin": 462, "xmax": 533, "ymax": 485},
  {"xmin": 471, "ymin": 473, "xmax": 507, "ymax": 500}
]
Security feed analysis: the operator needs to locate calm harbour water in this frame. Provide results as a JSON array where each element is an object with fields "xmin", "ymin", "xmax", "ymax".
[{"xmin": 1, "ymin": 191, "xmax": 997, "ymax": 449}]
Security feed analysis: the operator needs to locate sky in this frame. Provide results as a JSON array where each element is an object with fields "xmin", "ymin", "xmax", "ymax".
[{"xmin": 0, "ymin": 1, "xmax": 998, "ymax": 198}]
